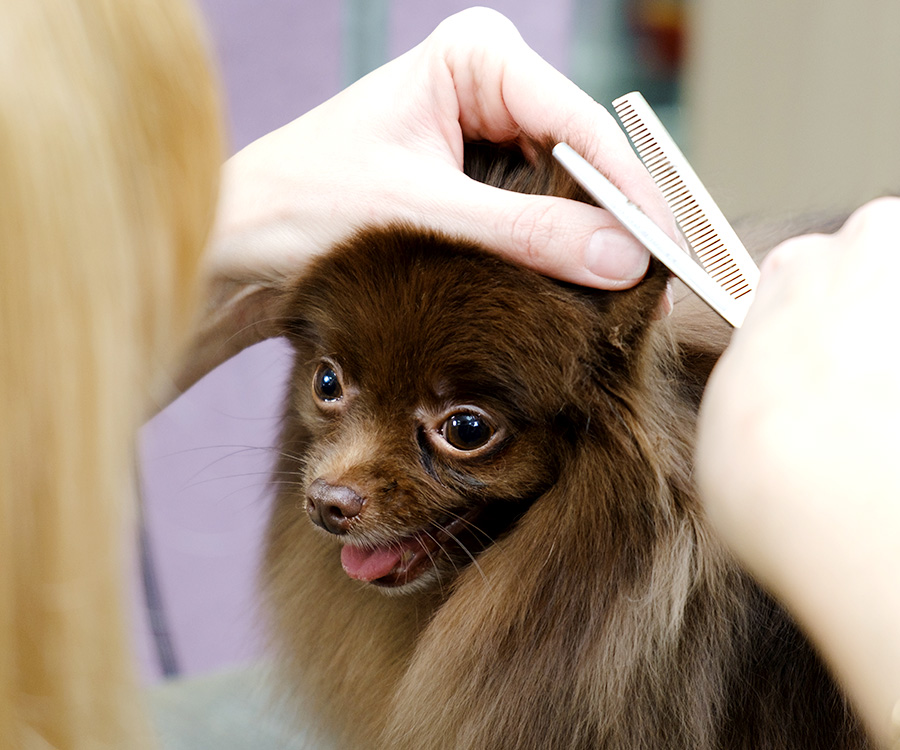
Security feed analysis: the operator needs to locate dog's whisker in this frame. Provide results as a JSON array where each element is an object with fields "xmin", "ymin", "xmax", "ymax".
[
  {"xmin": 417, "ymin": 528, "xmax": 456, "ymax": 573},
  {"xmin": 442, "ymin": 507, "xmax": 497, "ymax": 547},
  {"xmin": 429, "ymin": 523, "xmax": 492, "ymax": 591},
  {"xmin": 178, "ymin": 470, "xmax": 288, "ymax": 493},
  {"xmin": 413, "ymin": 531, "xmax": 449, "ymax": 598},
  {"xmin": 274, "ymin": 448, "xmax": 311, "ymax": 463},
  {"xmin": 161, "ymin": 449, "xmax": 278, "ymax": 492},
  {"xmin": 269, "ymin": 468, "xmax": 311, "ymax": 481},
  {"xmin": 146, "ymin": 443, "xmax": 275, "ymax": 461}
]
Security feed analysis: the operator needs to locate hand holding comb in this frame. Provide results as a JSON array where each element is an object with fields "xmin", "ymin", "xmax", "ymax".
[{"xmin": 553, "ymin": 92, "xmax": 759, "ymax": 328}]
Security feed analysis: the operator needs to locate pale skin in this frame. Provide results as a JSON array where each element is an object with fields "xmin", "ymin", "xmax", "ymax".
[
  {"xmin": 181, "ymin": 5, "xmax": 900, "ymax": 746},
  {"xmin": 696, "ymin": 197, "xmax": 900, "ymax": 748},
  {"xmin": 179, "ymin": 7, "xmax": 674, "ymax": 390}
]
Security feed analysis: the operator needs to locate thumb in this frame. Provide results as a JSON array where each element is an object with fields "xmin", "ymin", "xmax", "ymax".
[{"xmin": 429, "ymin": 176, "xmax": 651, "ymax": 290}]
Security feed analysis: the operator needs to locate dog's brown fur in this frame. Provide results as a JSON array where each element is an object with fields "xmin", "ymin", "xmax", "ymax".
[{"xmin": 263, "ymin": 143, "xmax": 869, "ymax": 749}]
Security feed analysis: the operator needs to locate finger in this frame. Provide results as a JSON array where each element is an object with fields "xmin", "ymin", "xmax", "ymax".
[
  {"xmin": 834, "ymin": 196, "xmax": 900, "ymax": 277},
  {"xmin": 751, "ymin": 232, "xmax": 834, "ymax": 312},
  {"xmin": 839, "ymin": 196, "xmax": 900, "ymax": 242},
  {"xmin": 416, "ymin": 173, "xmax": 650, "ymax": 289},
  {"xmin": 432, "ymin": 8, "xmax": 676, "ymax": 242}
]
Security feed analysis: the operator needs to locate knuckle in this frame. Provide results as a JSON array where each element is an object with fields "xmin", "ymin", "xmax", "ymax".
[
  {"xmin": 508, "ymin": 200, "xmax": 557, "ymax": 267},
  {"xmin": 843, "ymin": 196, "xmax": 900, "ymax": 235},
  {"xmin": 761, "ymin": 234, "xmax": 826, "ymax": 276},
  {"xmin": 860, "ymin": 195, "xmax": 900, "ymax": 217},
  {"xmin": 435, "ymin": 7, "xmax": 517, "ymax": 42}
]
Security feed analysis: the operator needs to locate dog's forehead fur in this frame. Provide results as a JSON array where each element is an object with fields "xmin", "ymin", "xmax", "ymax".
[{"xmin": 284, "ymin": 226, "xmax": 605, "ymax": 420}]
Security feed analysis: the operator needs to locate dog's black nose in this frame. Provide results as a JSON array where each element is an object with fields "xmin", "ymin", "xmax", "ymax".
[{"xmin": 306, "ymin": 478, "xmax": 364, "ymax": 534}]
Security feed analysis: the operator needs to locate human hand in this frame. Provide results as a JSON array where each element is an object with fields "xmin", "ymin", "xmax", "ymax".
[
  {"xmin": 695, "ymin": 197, "xmax": 900, "ymax": 745},
  {"xmin": 189, "ymin": 8, "xmax": 673, "ymax": 381}
]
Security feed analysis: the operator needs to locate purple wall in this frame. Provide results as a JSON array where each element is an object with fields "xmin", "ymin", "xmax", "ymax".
[
  {"xmin": 388, "ymin": 1, "xmax": 571, "ymax": 64},
  {"xmin": 136, "ymin": 0, "xmax": 573, "ymax": 683}
]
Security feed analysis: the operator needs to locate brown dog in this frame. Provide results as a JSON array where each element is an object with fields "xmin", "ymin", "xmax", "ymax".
[{"xmin": 263, "ymin": 144, "xmax": 868, "ymax": 749}]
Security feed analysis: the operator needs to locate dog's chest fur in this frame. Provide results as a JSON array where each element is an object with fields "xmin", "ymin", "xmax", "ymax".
[{"xmin": 262, "ymin": 146, "xmax": 868, "ymax": 749}]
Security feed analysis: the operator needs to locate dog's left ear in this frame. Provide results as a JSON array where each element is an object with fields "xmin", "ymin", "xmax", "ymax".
[{"xmin": 581, "ymin": 259, "xmax": 669, "ymax": 358}]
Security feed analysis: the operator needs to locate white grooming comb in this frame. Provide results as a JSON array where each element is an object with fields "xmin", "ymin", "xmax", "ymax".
[
  {"xmin": 552, "ymin": 92, "xmax": 759, "ymax": 328},
  {"xmin": 613, "ymin": 92, "xmax": 759, "ymax": 307}
]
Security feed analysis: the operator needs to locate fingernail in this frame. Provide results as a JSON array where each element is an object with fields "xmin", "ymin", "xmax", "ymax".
[{"xmin": 585, "ymin": 229, "xmax": 649, "ymax": 283}]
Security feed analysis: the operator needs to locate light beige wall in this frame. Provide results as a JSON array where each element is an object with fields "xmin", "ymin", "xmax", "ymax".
[{"xmin": 685, "ymin": 0, "xmax": 900, "ymax": 220}]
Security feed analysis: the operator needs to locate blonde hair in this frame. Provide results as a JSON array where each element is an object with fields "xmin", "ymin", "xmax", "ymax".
[{"xmin": 0, "ymin": 0, "xmax": 222, "ymax": 747}]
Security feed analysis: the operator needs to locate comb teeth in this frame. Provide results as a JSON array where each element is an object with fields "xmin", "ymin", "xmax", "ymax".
[{"xmin": 613, "ymin": 93, "xmax": 759, "ymax": 301}]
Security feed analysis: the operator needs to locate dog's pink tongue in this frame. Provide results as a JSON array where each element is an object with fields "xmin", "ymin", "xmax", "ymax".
[{"xmin": 341, "ymin": 544, "xmax": 403, "ymax": 581}]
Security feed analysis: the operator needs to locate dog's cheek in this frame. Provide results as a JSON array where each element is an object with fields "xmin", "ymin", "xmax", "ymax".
[
  {"xmin": 365, "ymin": 468, "xmax": 457, "ymax": 531},
  {"xmin": 455, "ymin": 433, "xmax": 562, "ymax": 501}
]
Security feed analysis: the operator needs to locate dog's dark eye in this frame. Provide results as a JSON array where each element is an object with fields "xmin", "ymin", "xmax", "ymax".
[
  {"xmin": 313, "ymin": 364, "xmax": 342, "ymax": 402},
  {"xmin": 442, "ymin": 412, "xmax": 494, "ymax": 451}
]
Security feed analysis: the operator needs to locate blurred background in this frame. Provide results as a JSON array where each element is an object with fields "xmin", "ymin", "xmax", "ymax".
[{"xmin": 136, "ymin": 0, "xmax": 900, "ymax": 684}]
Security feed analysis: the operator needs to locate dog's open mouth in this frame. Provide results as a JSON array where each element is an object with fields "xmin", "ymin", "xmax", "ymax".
[{"xmin": 340, "ymin": 502, "xmax": 523, "ymax": 588}]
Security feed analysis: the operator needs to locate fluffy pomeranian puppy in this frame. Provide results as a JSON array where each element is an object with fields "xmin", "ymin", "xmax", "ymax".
[{"xmin": 263, "ymin": 143, "xmax": 868, "ymax": 749}]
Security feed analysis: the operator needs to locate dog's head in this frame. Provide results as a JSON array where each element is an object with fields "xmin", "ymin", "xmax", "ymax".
[{"xmin": 276, "ymin": 222, "xmax": 669, "ymax": 594}]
